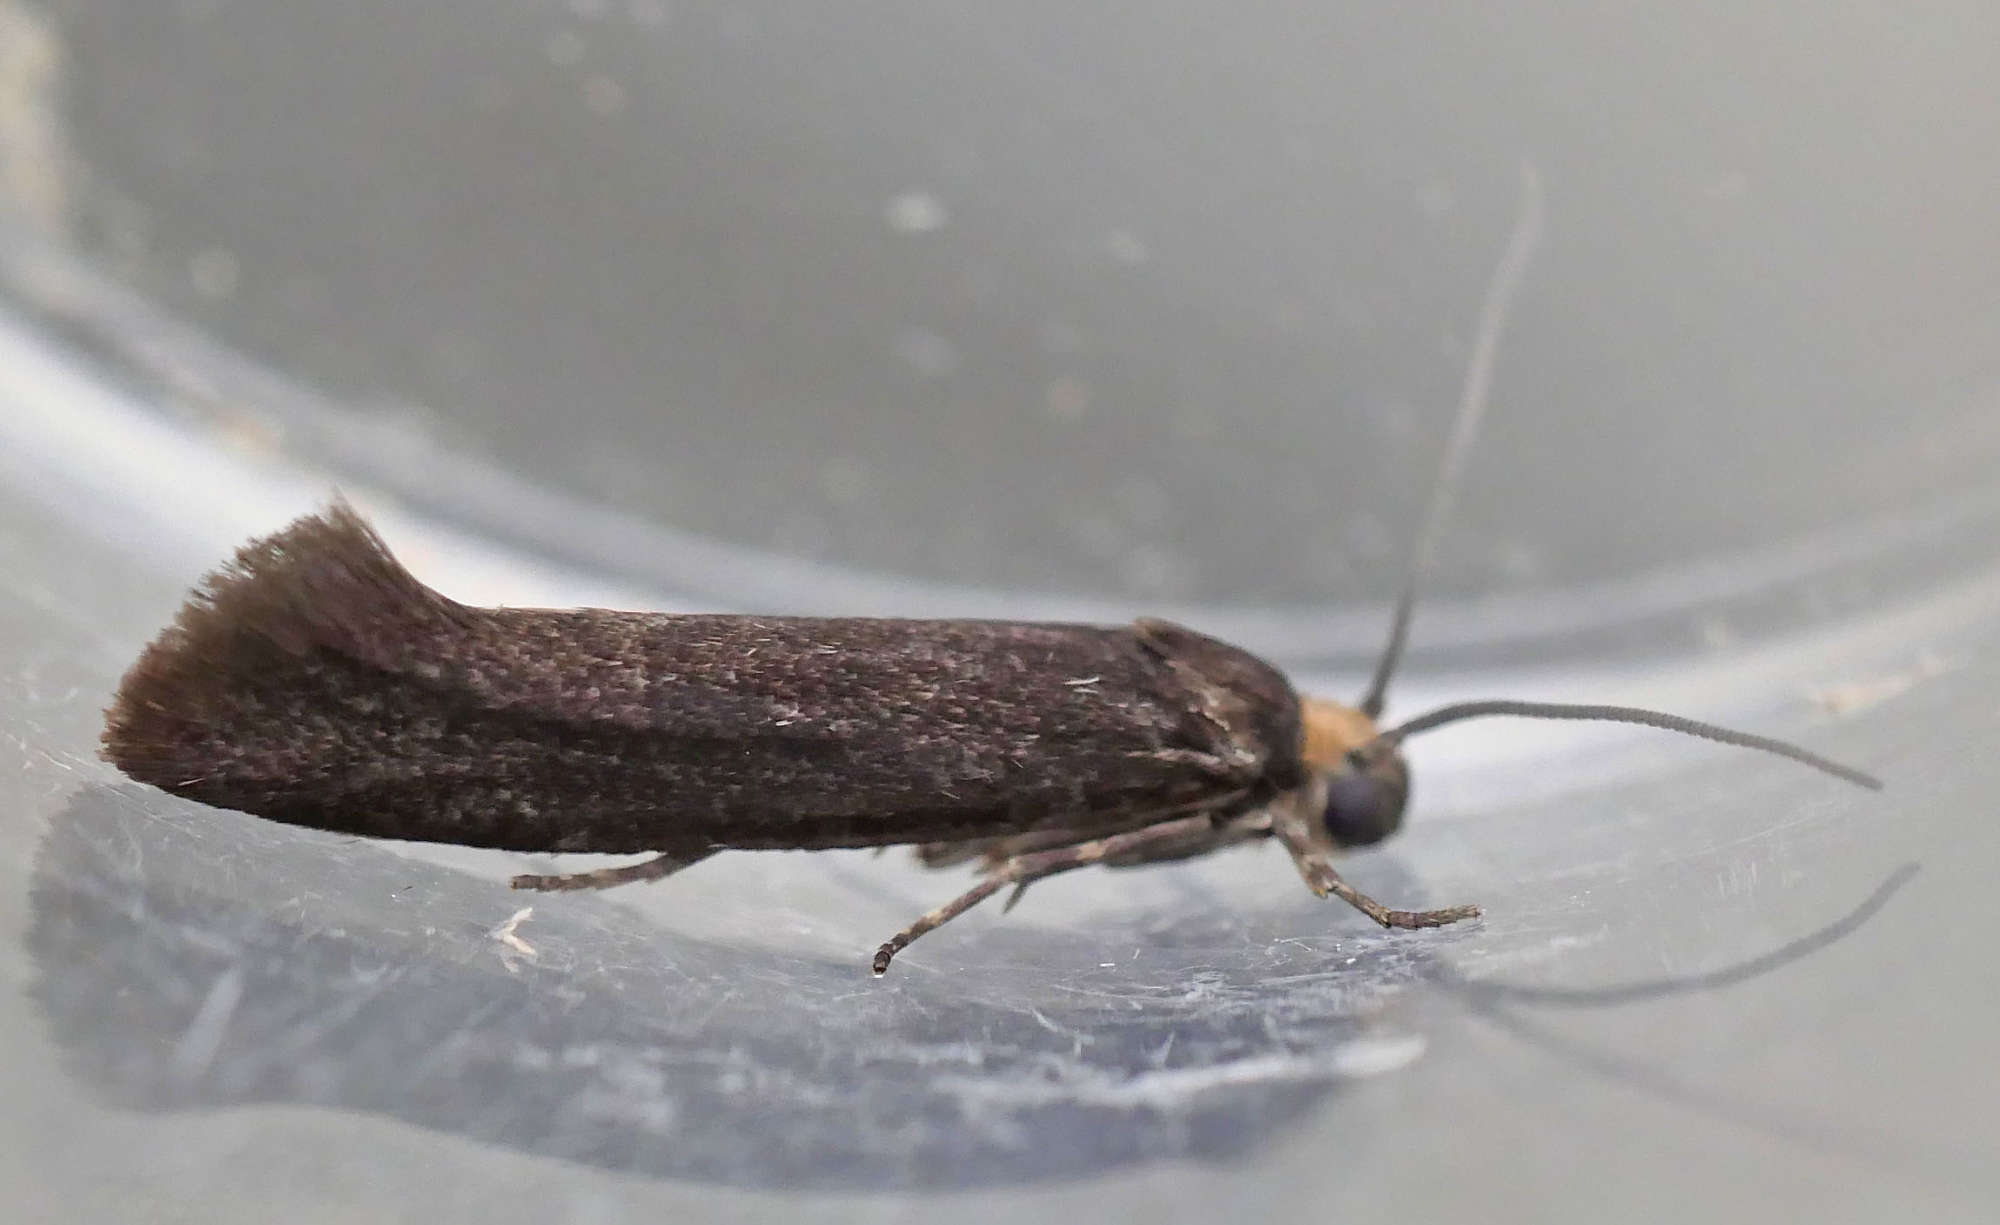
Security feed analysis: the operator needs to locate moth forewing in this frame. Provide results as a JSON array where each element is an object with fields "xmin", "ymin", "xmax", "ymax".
[{"xmin": 101, "ymin": 504, "xmax": 1296, "ymax": 857}]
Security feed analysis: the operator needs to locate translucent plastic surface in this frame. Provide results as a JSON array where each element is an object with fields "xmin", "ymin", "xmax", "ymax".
[{"xmin": 2, "ymin": 5, "xmax": 1997, "ymax": 1222}]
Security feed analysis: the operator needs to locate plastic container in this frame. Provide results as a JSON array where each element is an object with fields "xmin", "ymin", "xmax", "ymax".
[{"xmin": 2, "ymin": 6, "xmax": 1995, "ymax": 1221}]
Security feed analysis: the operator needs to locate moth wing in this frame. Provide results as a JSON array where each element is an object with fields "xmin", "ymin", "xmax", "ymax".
[{"xmin": 104, "ymin": 506, "xmax": 1304, "ymax": 854}]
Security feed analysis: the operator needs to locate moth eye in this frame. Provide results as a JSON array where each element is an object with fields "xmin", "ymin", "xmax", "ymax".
[{"xmin": 1320, "ymin": 772, "xmax": 1400, "ymax": 847}]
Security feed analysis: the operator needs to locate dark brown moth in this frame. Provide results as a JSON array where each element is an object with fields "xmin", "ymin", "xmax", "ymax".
[{"xmin": 99, "ymin": 172, "xmax": 1881, "ymax": 974}]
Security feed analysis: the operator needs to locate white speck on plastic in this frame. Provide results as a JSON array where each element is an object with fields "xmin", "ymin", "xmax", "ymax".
[
  {"xmin": 545, "ymin": 28, "xmax": 587, "ymax": 67},
  {"xmin": 1327, "ymin": 1033, "xmax": 1428, "ymax": 1079},
  {"xmin": 1106, "ymin": 229, "xmax": 1149, "ymax": 264},
  {"xmin": 1416, "ymin": 182, "xmax": 1455, "ymax": 219},
  {"xmin": 885, "ymin": 191, "xmax": 949, "ymax": 234},
  {"xmin": 1044, "ymin": 377, "xmax": 1090, "ymax": 421},
  {"xmin": 818, "ymin": 455, "xmax": 872, "ymax": 505},
  {"xmin": 582, "ymin": 74, "xmax": 627, "ymax": 116},
  {"xmin": 892, "ymin": 327, "xmax": 958, "ymax": 377}
]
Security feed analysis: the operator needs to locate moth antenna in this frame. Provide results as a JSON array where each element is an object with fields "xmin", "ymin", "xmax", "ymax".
[
  {"xmin": 1374, "ymin": 699, "xmax": 1882, "ymax": 791},
  {"xmin": 1359, "ymin": 163, "xmax": 1544, "ymax": 719}
]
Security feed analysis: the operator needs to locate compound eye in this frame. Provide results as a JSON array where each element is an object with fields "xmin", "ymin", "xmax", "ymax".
[{"xmin": 1320, "ymin": 772, "xmax": 1399, "ymax": 847}]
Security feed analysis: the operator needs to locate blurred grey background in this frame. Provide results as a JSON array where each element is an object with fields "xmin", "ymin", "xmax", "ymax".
[{"xmin": 0, "ymin": 3, "xmax": 1996, "ymax": 1223}]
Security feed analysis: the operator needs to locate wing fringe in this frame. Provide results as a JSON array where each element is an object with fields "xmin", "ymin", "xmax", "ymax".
[{"xmin": 101, "ymin": 500, "xmax": 464, "ymax": 779}]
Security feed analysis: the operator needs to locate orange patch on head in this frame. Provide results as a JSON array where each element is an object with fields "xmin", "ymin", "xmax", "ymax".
[{"xmin": 1298, "ymin": 697, "xmax": 1380, "ymax": 773}]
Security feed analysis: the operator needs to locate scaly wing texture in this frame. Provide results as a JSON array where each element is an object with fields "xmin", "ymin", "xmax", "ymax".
[{"xmin": 104, "ymin": 505, "xmax": 1302, "ymax": 852}]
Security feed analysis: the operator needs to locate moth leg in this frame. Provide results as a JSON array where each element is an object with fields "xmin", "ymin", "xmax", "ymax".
[
  {"xmin": 916, "ymin": 789, "xmax": 1256, "ymax": 872},
  {"xmin": 911, "ymin": 838, "xmax": 994, "ymax": 869},
  {"xmin": 1099, "ymin": 809, "xmax": 1269, "ymax": 867},
  {"xmin": 914, "ymin": 825, "xmax": 1117, "ymax": 871},
  {"xmin": 914, "ymin": 822, "xmax": 1162, "ymax": 871},
  {"xmin": 1000, "ymin": 810, "xmax": 1268, "ymax": 914},
  {"xmin": 1271, "ymin": 818, "xmax": 1479, "ymax": 929},
  {"xmin": 510, "ymin": 849, "xmax": 715, "ymax": 893},
  {"xmin": 871, "ymin": 876, "xmax": 1010, "ymax": 975},
  {"xmin": 872, "ymin": 814, "xmax": 1241, "ymax": 975}
]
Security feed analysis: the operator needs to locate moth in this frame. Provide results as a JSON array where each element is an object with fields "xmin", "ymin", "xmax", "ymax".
[{"xmin": 99, "ymin": 174, "xmax": 1879, "ymax": 974}]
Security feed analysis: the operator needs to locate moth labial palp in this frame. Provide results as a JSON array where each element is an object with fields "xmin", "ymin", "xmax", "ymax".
[{"xmin": 98, "ymin": 165, "xmax": 1882, "ymax": 976}]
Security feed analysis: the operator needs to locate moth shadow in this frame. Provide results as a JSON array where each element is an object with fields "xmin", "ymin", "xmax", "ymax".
[{"xmin": 30, "ymin": 786, "xmax": 1464, "ymax": 1191}]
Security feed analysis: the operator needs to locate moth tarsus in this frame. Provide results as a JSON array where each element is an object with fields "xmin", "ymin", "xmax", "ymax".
[{"xmin": 100, "ymin": 166, "xmax": 1881, "ymax": 976}]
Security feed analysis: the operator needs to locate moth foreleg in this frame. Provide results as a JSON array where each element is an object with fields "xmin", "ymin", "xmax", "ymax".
[
  {"xmin": 1271, "ymin": 816, "xmax": 1479, "ymax": 929},
  {"xmin": 510, "ymin": 848, "xmax": 715, "ymax": 893}
]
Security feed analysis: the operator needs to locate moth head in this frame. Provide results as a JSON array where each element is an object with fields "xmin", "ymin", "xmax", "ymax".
[
  {"xmin": 1299, "ymin": 696, "xmax": 1409, "ymax": 848},
  {"xmin": 1299, "ymin": 691, "xmax": 1880, "ymax": 855}
]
